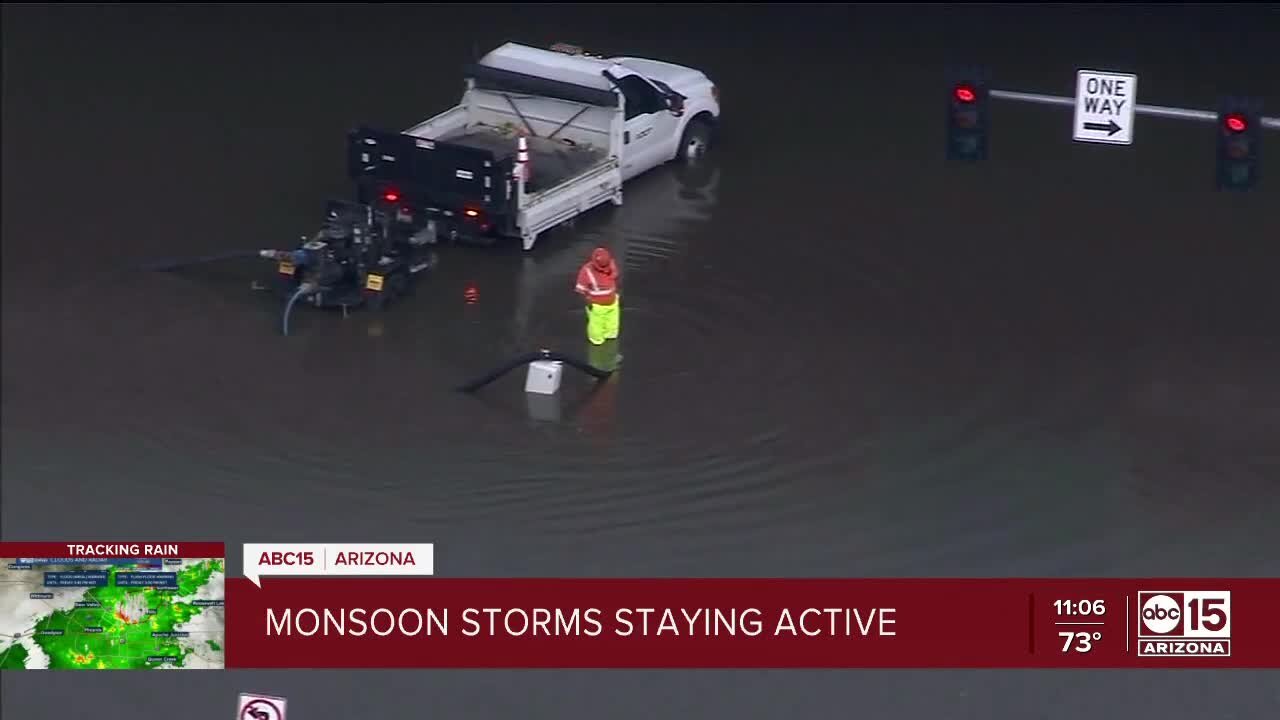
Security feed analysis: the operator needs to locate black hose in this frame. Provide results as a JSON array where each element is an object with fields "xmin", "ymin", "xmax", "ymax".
[
  {"xmin": 138, "ymin": 250, "xmax": 265, "ymax": 272},
  {"xmin": 281, "ymin": 285, "xmax": 314, "ymax": 337},
  {"xmin": 455, "ymin": 349, "xmax": 613, "ymax": 393}
]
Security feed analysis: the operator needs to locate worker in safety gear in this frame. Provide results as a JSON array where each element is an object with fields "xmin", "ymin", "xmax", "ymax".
[{"xmin": 575, "ymin": 247, "xmax": 621, "ymax": 345}]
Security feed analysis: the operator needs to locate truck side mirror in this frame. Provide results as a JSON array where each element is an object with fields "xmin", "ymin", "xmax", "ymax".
[{"xmin": 667, "ymin": 95, "xmax": 685, "ymax": 117}]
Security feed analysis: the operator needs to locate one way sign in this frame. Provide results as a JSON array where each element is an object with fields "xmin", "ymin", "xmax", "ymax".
[{"xmin": 1072, "ymin": 69, "xmax": 1138, "ymax": 145}]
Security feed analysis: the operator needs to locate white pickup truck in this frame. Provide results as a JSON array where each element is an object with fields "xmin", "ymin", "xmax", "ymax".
[{"xmin": 346, "ymin": 42, "xmax": 721, "ymax": 250}]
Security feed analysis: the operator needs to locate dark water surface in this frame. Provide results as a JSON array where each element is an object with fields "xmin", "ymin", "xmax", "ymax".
[{"xmin": 4, "ymin": 4, "xmax": 1279, "ymax": 717}]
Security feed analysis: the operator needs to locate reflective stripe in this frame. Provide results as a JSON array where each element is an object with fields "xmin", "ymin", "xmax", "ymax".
[
  {"xmin": 584, "ymin": 267, "xmax": 614, "ymax": 296},
  {"xmin": 583, "ymin": 265, "xmax": 616, "ymax": 295}
]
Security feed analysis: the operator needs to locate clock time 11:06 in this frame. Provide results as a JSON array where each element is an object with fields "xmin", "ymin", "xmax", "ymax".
[{"xmin": 1054, "ymin": 599, "xmax": 1106, "ymax": 616}]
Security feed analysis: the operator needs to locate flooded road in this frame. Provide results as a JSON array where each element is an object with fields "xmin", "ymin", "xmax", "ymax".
[{"xmin": 3, "ymin": 4, "xmax": 1279, "ymax": 718}]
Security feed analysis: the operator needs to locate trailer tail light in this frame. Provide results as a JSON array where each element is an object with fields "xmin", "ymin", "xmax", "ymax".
[{"xmin": 462, "ymin": 206, "xmax": 491, "ymax": 232}]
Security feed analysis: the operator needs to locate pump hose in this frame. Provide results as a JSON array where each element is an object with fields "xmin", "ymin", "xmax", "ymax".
[
  {"xmin": 138, "ymin": 249, "xmax": 269, "ymax": 273},
  {"xmin": 281, "ymin": 283, "xmax": 317, "ymax": 337},
  {"xmin": 455, "ymin": 349, "xmax": 613, "ymax": 393}
]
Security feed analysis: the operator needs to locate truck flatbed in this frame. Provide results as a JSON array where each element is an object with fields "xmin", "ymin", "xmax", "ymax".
[{"xmin": 439, "ymin": 124, "xmax": 607, "ymax": 193}]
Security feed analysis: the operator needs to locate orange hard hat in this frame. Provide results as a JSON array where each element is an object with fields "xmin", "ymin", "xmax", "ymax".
[{"xmin": 591, "ymin": 247, "xmax": 612, "ymax": 269}]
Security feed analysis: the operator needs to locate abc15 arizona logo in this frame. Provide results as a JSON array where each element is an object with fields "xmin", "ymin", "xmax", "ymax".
[{"xmin": 1137, "ymin": 591, "xmax": 1231, "ymax": 657}]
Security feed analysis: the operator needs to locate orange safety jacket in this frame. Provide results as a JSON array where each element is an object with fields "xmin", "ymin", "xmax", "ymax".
[{"xmin": 575, "ymin": 260, "xmax": 619, "ymax": 305}]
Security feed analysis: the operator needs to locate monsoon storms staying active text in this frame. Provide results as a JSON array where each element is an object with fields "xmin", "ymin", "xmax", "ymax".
[{"xmin": 265, "ymin": 606, "xmax": 897, "ymax": 638}]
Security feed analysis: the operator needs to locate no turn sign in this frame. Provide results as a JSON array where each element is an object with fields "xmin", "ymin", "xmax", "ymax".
[{"xmin": 238, "ymin": 693, "xmax": 287, "ymax": 720}]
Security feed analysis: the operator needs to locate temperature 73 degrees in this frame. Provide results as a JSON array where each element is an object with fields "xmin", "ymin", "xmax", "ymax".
[{"xmin": 1060, "ymin": 630, "xmax": 1102, "ymax": 653}]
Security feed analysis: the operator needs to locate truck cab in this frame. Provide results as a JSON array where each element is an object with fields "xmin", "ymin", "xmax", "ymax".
[{"xmin": 607, "ymin": 55, "xmax": 721, "ymax": 176}]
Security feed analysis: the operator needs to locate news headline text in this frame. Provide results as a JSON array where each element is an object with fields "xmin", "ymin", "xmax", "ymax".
[{"xmin": 265, "ymin": 606, "xmax": 897, "ymax": 638}]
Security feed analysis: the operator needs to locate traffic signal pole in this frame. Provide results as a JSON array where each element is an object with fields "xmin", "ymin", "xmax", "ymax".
[
  {"xmin": 959, "ymin": 82, "xmax": 1271, "ymax": 189},
  {"xmin": 989, "ymin": 89, "xmax": 1280, "ymax": 129}
]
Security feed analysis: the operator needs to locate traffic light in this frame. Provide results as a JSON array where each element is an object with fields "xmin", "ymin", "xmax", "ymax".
[
  {"xmin": 946, "ymin": 67, "xmax": 990, "ymax": 162},
  {"xmin": 1216, "ymin": 97, "xmax": 1262, "ymax": 191}
]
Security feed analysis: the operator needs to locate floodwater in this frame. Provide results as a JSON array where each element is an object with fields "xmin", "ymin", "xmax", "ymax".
[{"xmin": 3, "ymin": 3, "xmax": 1279, "ymax": 717}]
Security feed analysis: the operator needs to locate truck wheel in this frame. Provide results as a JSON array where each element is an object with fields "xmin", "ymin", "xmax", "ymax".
[{"xmin": 677, "ymin": 120, "xmax": 712, "ymax": 163}]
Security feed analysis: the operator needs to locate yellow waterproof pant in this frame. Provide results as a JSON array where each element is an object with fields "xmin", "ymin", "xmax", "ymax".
[{"xmin": 585, "ymin": 298, "xmax": 620, "ymax": 345}]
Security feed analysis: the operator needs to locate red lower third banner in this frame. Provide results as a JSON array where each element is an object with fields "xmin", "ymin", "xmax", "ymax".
[{"xmin": 224, "ymin": 578, "xmax": 1280, "ymax": 669}]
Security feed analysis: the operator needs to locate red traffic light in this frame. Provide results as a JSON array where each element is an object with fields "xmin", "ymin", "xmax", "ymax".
[
  {"xmin": 383, "ymin": 191, "xmax": 400, "ymax": 202},
  {"xmin": 953, "ymin": 84, "xmax": 977, "ymax": 103},
  {"xmin": 1223, "ymin": 113, "xmax": 1247, "ymax": 133}
]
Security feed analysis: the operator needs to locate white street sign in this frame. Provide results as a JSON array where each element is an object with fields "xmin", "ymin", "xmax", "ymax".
[
  {"xmin": 1073, "ymin": 70, "xmax": 1138, "ymax": 145},
  {"xmin": 238, "ymin": 693, "xmax": 287, "ymax": 720}
]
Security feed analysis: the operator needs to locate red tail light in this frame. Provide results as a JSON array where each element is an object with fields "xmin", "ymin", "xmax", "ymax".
[{"xmin": 462, "ymin": 206, "xmax": 489, "ymax": 231}]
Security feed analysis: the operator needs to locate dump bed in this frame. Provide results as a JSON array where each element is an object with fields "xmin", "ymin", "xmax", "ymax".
[
  {"xmin": 347, "ymin": 62, "xmax": 621, "ymax": 207},
  {"xmin": 349, "ymin": 48, "xmax": 628, "ymax": 247}
]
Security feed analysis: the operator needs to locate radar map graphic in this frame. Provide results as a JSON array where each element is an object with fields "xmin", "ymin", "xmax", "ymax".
[{"xmin": 0, "ymin": 556, "xmax": 225, "ymax": 669}]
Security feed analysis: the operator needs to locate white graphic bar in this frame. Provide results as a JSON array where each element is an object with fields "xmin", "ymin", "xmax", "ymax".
[{"xmin": 243, "ymin": 543, "xmax": 434, "ymax": 587}]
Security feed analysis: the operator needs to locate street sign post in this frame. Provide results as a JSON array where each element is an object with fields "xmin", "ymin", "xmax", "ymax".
[{"xmin": 1072, "ymin": 70, "xmax": 1138, "ymax": 145}]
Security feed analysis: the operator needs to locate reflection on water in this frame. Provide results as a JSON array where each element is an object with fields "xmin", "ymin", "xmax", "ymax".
[
  {"xmin": 4, "ymin": 3, "xmax": 1280, "ymax": 718},
  {"xmin": 2, "ymin": 2, "xmax": 1274, "ymax": 578},
  {"xmin": 600, "ymin": 162, "xmax": 722, "ymax": 273}
]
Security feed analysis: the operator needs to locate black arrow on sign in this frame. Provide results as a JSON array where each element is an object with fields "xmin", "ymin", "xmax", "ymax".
[{"xmin": 1083, "ymin": 119, "xmax": 1122, "ymax": 136}]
